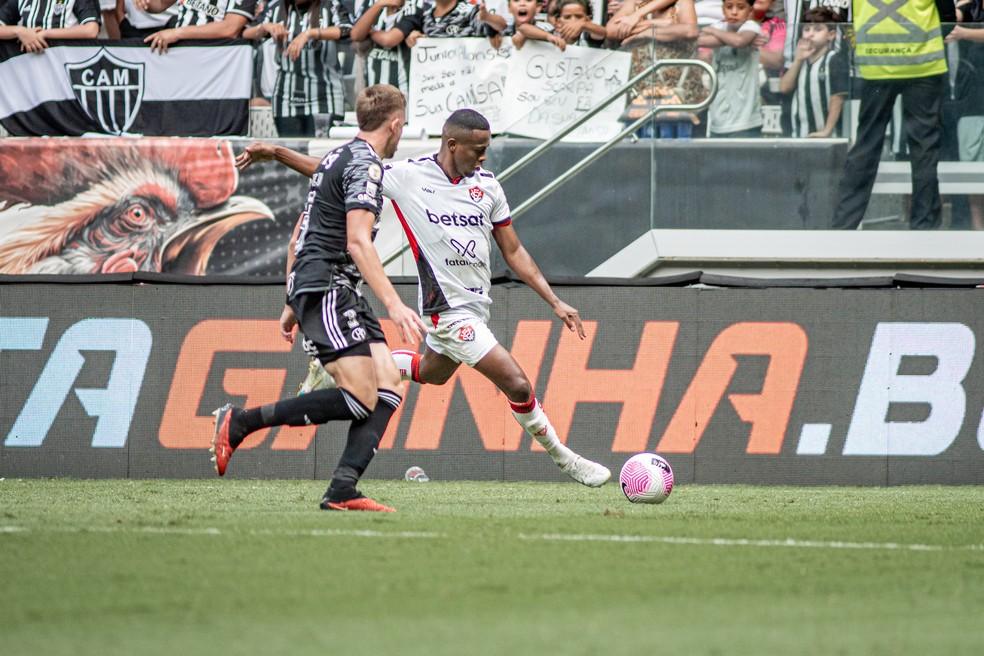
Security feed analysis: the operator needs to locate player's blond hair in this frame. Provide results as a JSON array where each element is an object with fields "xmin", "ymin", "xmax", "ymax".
[{"xmin": 356, "ymin": 85, "xmax": 406, "ymax": 131}]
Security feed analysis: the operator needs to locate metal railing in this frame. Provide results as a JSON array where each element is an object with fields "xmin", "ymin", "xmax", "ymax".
[
  {"xmin": 383, "ymin": 58, "xmax": 717, "ymax": 266},
  {"xmin": 499, "ymin": 58, "xmax": 716, "ymax": 186}
]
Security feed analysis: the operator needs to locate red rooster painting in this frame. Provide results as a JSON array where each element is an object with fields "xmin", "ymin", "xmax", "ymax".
[{"xmin": 0, "ymin": 138, "xmax": 273, "ymax": 275}]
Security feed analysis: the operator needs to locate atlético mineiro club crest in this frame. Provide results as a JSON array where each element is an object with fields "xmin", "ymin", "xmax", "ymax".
[
  {"xmin": 469, "ymin": 186, "xmax": 484, "ymax": 203},
  {"xmin": 65, "ymin": 48, "xmax": 145, "ymax": 136}
]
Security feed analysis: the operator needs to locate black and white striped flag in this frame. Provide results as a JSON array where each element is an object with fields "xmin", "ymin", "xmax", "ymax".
[{"xmin": 0, "ymin": 39, "xmax": 252, "ymax": 137}]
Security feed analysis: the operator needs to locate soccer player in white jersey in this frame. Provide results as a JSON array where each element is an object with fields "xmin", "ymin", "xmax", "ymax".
[{"xmin": 384, "ymin": 109, "xmax": 610, "ymax": 487}]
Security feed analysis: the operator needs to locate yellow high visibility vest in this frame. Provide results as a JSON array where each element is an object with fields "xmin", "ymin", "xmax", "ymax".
[{"xmin": 854, "ymin": 0, "xmax": 947, "ymax": 79}]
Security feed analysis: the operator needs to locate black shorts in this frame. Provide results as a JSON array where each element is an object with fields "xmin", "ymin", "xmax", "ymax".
[{"xmin": 290, "ymin": 288, "xmax": 386, "ymax": 364}]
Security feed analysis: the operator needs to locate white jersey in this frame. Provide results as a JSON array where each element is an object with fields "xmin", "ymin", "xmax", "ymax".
[{"xmin": 382, "ymin": 155, "xmax": 512, "ymax": 318}]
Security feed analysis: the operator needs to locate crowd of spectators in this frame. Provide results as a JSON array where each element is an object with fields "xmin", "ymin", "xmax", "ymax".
[{"xmin": 0, "ymin": 0, "xmax": 982, "ymax": 154}]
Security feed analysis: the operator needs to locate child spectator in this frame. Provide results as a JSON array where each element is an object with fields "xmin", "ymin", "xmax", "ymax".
[
  {"xmin": 782, "ymin": 0, "xmax": 849, "ymax": 66},
  {"xmin": 0, "ymin": 0, "xmax": 100, "ymax": 52},
  {"xmin": 699, "ymin": 0, "xmax": 762, "ymax": 137},
  {"xmin": 351, "ymin": 0, "xmax": 425, "ymax": 93},
  {"xmin": 553, "ymin": 0, "xmax": 605, "ymax": 45},
  {"xmin": 779, "ymin": 7, "xmax": 847, "ymax": 137},
  {"xmin": 506, "ymin": 0, "xmax": 601, "ymax": 48},
  {"xmin": 502, "ymin": 0, "xmax": 565, "ymax": 49}
]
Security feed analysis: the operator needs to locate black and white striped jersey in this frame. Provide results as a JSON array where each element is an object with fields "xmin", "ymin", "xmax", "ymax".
[
  {"xmin": 0, "ymin": 0, "xmax": 99, "ymax": 29},
  {"xmin": 783, "ymin": 0, "xmax": 851, "ymax": 65},
  {"xmin": 361, "ymin": 0, "xmax": 423, "ymax": 94},
  {"xmin": 289, "ymin": 138, "xmax": 385, "ymax": 298},
  {"xmin": 172, "ymin": 0, "xmax": 255, "ymax": 28},
  {"xmin": 790, "ymin": 47, "xmax": 848, "ymax": 138},
  {"xmin": 395, "ymin": 0, "xmax": 490, "ymax": 38},
  {"xmin": 265, "ymin": 0, "xmax": 351, "ymax": 118}
]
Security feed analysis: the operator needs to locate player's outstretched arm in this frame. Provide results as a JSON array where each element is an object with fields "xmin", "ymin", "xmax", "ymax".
[
  {"xmin": 493, "ymin": 224, "xmax": 586, "ymax": 339},
  {"xmin": 235, "ymin": 142, "xmax": 322, "ymax": 177},
  {"xmin": 346, "ymin": 209, "xmax": 427, "ymax": 344}
]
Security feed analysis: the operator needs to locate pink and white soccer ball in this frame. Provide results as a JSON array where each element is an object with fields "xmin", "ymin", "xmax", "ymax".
[{"xmin": 619, "ymin": 453, "xmax": 674, "ymax": 504}]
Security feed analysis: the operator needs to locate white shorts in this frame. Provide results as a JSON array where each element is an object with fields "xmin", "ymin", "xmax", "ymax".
[
  {"xmin": 100, "ymin": 0, "xmax": 116, "ymax": 11},
  {"xmin": 425, "ymin": 308, "xmax": 498, "ymax": 367}
]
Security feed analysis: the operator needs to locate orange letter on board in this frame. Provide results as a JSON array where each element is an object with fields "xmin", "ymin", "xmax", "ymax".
[
  {"xmin": 542, "ymin": 321, "xmax": 679, "ymax": 453},
  {"xmin": 160, "ymin": 320, "xmax": 316, "ymax": 450},
  {"xmin": 656, "ymin": 322, "xmax": 808, "ymax": 454}
]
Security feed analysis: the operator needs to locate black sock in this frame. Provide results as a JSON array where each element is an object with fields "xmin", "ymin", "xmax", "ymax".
[
  {"xmin": 324, "ymin": 390, "xmax": 402, "ymax": 501},
  {"xmin": 230, "ymin": 388, "xmax": 370, "ymax": 448}
]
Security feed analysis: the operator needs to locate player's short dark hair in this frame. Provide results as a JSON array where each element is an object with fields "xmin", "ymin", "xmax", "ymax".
[
  {"xmin": 443, "ymin": 109, "xmax": 491, "ymax": 136},
  {"xmin": 356, "ymin": 85, "xmax": 406, "ymax": 131},
  {"xmin": 803, "ymin": 7, "xmax": 838, "ymax": 26}
]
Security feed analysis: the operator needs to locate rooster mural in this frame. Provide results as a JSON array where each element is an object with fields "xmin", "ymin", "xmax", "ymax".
[{"xmin": 0, "ymin": 138, "xmax": 274, "ymax": 274}]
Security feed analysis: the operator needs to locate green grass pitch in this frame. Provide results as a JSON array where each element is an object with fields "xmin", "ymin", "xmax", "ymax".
[{"xmin": 2, "ymin": 479, "xmax": 983, "ymax": 655}]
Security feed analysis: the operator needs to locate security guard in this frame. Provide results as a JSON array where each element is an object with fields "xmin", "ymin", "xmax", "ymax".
[{"xmin": 832, "ymin": 0, "xmax": 957, "ymax": 230}]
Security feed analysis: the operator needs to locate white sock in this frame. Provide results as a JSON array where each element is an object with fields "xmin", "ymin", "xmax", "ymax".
[
  {"xmin": 391, "ymin": 349, "xmax": 419, "ymax": 382},
  {"xmin": 509, "ymin": 396, "xmax": 575, "ymax": 467}
]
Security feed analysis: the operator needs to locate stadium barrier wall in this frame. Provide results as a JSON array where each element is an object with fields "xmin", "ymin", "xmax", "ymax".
[
  {"xmin": 2, "ymin": 281, "xmax": 983, "ymax": 485},
  {"xmin": 0, "ymin": 137, "xmax": 851, "ymax": 281},
  {"xmin": 5, "ymin": 136, "xmax": 983, "ymax": 284}
]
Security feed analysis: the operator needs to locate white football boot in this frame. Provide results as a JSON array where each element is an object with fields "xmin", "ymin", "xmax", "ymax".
[{"xmin": 560, "ymin": 456, "xmax": 612, "ymax": 488}]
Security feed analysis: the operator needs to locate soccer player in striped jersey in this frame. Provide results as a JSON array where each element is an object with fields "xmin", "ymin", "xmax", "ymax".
[
  {"xmin": 213, "ymin": 85, "xmax": 428, "ymax": 512},
  {"xmin": 552, "ymin": 0, "xmax": 605, "ymax": 46},
  {"xmin": 779, "ymin": 7, "xmax": 847, "ymax": 138},
  {"xmin": 138, "ymin": 0, "xmax": 255, "ymax": 53},
  {"xmin": 0, "ymin": 0, "xmax": 99, "ymax": 52}
]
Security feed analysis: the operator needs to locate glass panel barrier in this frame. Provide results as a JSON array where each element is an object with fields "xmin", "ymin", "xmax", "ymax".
[{"xmin": 490, "ymin": 22, "xmax": 984, "ymax": 233}]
